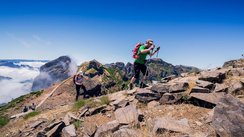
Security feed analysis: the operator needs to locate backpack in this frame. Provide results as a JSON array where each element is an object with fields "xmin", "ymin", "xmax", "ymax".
[{"xmin": 132, "ymin": 42, "xmax": 143, "ymax": 59}]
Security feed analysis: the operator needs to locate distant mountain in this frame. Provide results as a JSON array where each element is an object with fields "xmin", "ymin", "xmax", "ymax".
[
  {"xmin": 106, "ymin": 58, "xmax": 200, "ymax": 82},
  {"xmin": 31, "ymin": 57, "xmax": 200, "ymax": 93},
  {"xmin": 223, "ymin": 58, "xmax": 244, "ymax": 68},
  {"xmin": 0, "ymin": 59, "xmax": 48, "ymax": 69},
  {"xmin": 31, "ymin": 56, "xmax": 74, "ymax": 91}
]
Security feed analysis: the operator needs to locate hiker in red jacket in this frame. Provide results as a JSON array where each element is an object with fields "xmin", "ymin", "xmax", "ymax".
[{"xmin": 129, "ymin": 39, "xmax": 160, "ymax": 89}]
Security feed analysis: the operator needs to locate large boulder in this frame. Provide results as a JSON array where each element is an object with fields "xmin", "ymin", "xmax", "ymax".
[
  {"xmin": 135, "ymin": 90, "xmax": 161, "ymax": 103},
  {"xmin": 169, "ymin": 82, "xmax": 189, "ymax": 93},
  {"xmin": 45, "ymin": 121, "xmax": 66, "ymax": 137},
  {"xmin": 151, "ymin": 83, "xmax": 170, "ymax": 94},
  {"xmin": 228, "ymin": 80, "xmax": 244, "ymax": 95},
  {"xmin": 94, "ymin": 120, "xmax": 120, "ymax": 137},
  {"xmin": 151, "ymin": 82, "xmax": 189, "ymax": 94},
  {"xmin": 32, "ymin": 56, "xmax": 76, "ymax": 91},
  {"xmin": 214, "ymin": 83, "xmax": 229, "ymax": 93},
  {"xmin": 159, "ymin": 93, "xmax": 182, "ymax": 105},
  {"xmin": 196, "ymin": 80, "xmax": 215, "ymax": 90},
  {"xmin": 190, "ymin": 92, "xmax": 225, "ymax": 107},
  {"xmin": 30, "ymin": 119, "xmax": 46, "ymax": 129},
  {"xmin": 114, "ymin": 105, "xmax": 139, "ymax": 125},
  {"xmin": 112, "ymin": 128, "xmax": 140, "ymax": 137},
  {"xmin": 190, "ymin": 86, "xmax": 210, "ymax": 93},
  {"xmin": 212, "ymin": 94, "xmax": 244, "ymax": 137},
  {"xmin": 83, "ymin": 122, "xmax": 97, "ymax": 137},
  {"xmin": 199, "ymin": 70, "xmax": 226, "ymax": 83},
  {"xmin": 62, "ymin": 124, "xmax": 76, "ymax": 137},
  {"xmin": 151, "ymin": 117, "xmax": 191, "ymax": 135},
  {"xmin": 82, "ymin": 79, "xmax": 102, "ymax": 97}
]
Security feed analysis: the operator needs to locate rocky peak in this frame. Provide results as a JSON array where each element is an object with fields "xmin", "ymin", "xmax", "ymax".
[
  {"xmin": 223, "ymin": 58, "xmax": 244, "ymax": 68},
  {"xmin": 87, "ymin": 59, "xmax": 102, "ymax": 70},
  {"xmin": 31, "ymin": 56, "xmax": 76, "ymax": 91}
]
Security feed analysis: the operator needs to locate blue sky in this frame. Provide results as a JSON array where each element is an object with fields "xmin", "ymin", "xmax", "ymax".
[{"xmin": 0, "ymin": 0, "xmax": 243, "ymax": 68}]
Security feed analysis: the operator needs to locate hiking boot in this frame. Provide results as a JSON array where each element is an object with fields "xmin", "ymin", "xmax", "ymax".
[
  {"xmin": 128, "ymin": 83, "xmax": 133, "ymax": 90},
  {"xmin": 140, "ymin": 82, "xmax": 149, "ymax": 88},
  {"xmin": 83, "ymin": 94, "xmax": 89, "ymax": 99}
]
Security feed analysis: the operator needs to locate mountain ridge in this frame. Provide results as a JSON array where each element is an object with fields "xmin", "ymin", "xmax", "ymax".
[{"xmin": 0, "ymin": 58, "xmax": 243, "ymax": 137}]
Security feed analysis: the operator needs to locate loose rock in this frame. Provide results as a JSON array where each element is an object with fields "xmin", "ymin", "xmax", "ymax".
[
  {"xmin": 159, "ymin": 93, "xmax": 182, "ymax": 105},
  {"xmin": 212, "ymin": 94, "xmax": 244, "ymax": 137},
  {"xmin": 151, "ymin": 83, "xmax": 170, "ymax": 94},
  {"xmin": 114, "ymin": 105, "xmax": 139, "ymax": 125},
  {"xmin": 152, "ymin": 117, "xmax": 191, "ymax": 135},
  {"xmin": 62, "ymin": 124, "xmax": 76, "ymax": 137},
  {"xmin": 113, "ymin": 128, "xmax": 140, "ymax": 137},
  {"xmin": 190, "ymin": 92, "xmax": 225, "ymax": 107},
  {"xmin": 190, "ymin": 86, "xmax": 210, "ymax": 93},
  {"xmin": 147, "ymin": 101, "xmax": 160, "ymax": 109},
  {"xmin": 135, "ymin": 90, "xmax": 161, "ymax": 103},
  {"xmin": 214, "ymin": 83, "xmax": 228, "ymax": 93},
  {"xmin": 199, "ymin": 70, "xmax": 226, "ymax": 83},
  {"xmin": 196, "ymin": 80, "xmax": 215, "ymax": 90},
  {"xmin": 169, "ymin": 82, "xmax": 189, "ymax": 93},
  {"xmin": 94, "ymin": 120, "xmax": 120, "ymax": 137}
]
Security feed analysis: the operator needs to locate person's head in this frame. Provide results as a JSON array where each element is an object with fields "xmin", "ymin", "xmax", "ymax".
[{"xmin": 145, "ymin": 39, "xmax": 154, "ymax": 48}]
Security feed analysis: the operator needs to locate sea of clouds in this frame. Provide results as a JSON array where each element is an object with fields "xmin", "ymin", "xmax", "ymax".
[{"xmin": 0, "ymin": 61, "xmax": 45, "ymax": 104}]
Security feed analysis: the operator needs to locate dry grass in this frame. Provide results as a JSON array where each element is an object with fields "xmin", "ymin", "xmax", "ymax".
[{"xmin": 186, "ymin": 81, "xmax": 196, "ymax": 94}]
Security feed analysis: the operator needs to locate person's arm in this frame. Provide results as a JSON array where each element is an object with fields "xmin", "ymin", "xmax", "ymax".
[
  {"xmin": 73, "ymin": 75, "xmax": 77, "ymax": 84},
  {"xmin": 82, "ymin": 75, "xmax": 89, "ymax": 80},
  {"xmin": 150, "ymin": 47, "xmax": 160, "ymax": 57},
  {"xmin": 140, "ymin": 45, "xmax": 155, "ymax": 54}
]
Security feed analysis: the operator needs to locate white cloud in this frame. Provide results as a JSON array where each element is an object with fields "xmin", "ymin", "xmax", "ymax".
[
  {"xmin": 0, "ymin": 58, "xmax": 77, "ymax": 104},
  {"xmin": 16, "ymin": 61, "xmax": 46, "ymax": 68},
  {"xmin": 0, "ymin": 79, "xmax": 32, "ymax": 104},
  {"xmin": 0, "ymin": 64, "xmax": 41, "ymax": 103},
  {"xmin": 68, "ymin": 57, "xmax": 78, "ymax": 75},
  {"xmin": 0, "ymin": 66, "xmax": 39, "ymax": 81}
]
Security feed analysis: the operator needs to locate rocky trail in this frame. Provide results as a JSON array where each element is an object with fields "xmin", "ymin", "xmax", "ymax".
[{"xmin": 0, "ymin": 59, "xmax": 244, "ymax": 137}]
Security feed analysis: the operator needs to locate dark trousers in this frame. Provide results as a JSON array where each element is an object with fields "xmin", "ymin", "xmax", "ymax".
[
  {"xmin": 133, "ymin": 62, "xmax": 148, "ymax": 79},
  {"xmin": 75, "ymin": 84, "xmax": 87, "ymax": 101}
]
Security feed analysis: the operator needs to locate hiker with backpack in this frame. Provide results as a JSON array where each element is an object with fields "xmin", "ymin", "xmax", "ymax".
[
  {"xmin": 129, "ymin": 39, "xmax": 160, "ymax": 89},
  {"xmin": 73, "ymin": 71, "xmax": 88, "ymax": 101}
]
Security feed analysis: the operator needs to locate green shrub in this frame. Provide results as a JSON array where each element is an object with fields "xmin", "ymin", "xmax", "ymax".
[
  {"xmin": 100, "ymin": 96, "xmax": 110, "ymax": 105},
  {"xmin": 73, "ymin": 120, "xmax": 82, "ymax": 129},
  {"xmin": 23, "ymin": 111, "xmax": 40, "ymax": 120},
  {"xmin": 30, "ymin": 90, "xmax": 44, "ymax": 97},
  {"xmin": 0, "ymin": 116, "xmax": 9, "ymax": 127},
  {"xmin": 72, "ymin": 99, "xmax": 86, "ymax": 111},
  {"xmin": 182, "ymin": 94, "xmax": 190, "ymax": 101},
  {"xmin": 0, "ymin": 95, "xmax": 27, "ymax": 111}
]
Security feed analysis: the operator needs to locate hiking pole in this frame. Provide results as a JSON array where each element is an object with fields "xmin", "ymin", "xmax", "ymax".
[{"xmin": 156, "ymin": 47, "xmax": 160, "ymax": 58}]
